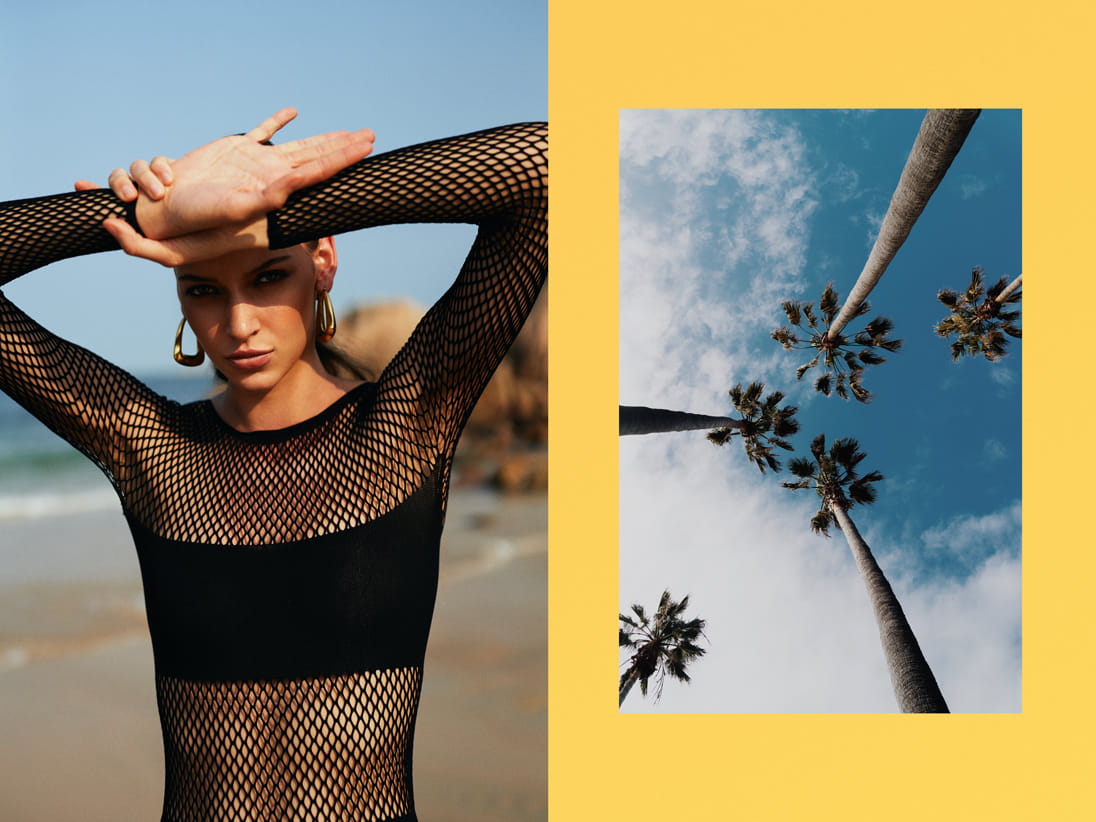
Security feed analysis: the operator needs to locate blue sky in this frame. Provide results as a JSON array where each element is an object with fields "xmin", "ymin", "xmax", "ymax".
[
  {"xmin": 0, "ymin": 0, "xmax": 545, "ymax": 376},
  {"xmin": 619, "ymin": 109, "xmax": 1021, "ymax": 712}
]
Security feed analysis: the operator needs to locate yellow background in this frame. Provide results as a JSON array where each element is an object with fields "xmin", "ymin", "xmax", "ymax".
[{"xmin": 548, "ymin": 0, "xmax": 1092, "ymax": 818}]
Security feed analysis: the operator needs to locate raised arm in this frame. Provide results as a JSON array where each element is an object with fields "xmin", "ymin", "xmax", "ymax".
[
  {"xmin": 1, "ymin": 109, "xmax": 375, "ymax": 280},
  {"xmin": 0, "ymin": 110, "xmax": 376, "ymax": 483},
  {"xmin": 268, "ymin": 121, "xmax": 548, "ymax": 452}
]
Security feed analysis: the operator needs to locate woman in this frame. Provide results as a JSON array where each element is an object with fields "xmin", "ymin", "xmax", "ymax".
[{"xmin": 0, "ymin": 109, "xmax": 547, "ymax": 821}]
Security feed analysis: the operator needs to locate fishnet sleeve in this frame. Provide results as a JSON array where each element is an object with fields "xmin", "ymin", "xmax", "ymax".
[
  {"xmin": 0, "ymin": 189, "xmax": 129, "ymax": 283},
  {"xmin": 268, "ymin": 122, "xmax": 548, "ymax": 451},
  {"xmin": 0, "ymin": 189, "xmax": 165, "ymax": 486}
]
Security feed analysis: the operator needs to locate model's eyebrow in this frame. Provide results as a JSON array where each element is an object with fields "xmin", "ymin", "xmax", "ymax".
[
  {"xmin": 176, "ymin": 255, "xmax": 294, "ymax": 282},
  {"xmin": 247, "ymin": 255, "xmax": 293, "ymax": 276}
]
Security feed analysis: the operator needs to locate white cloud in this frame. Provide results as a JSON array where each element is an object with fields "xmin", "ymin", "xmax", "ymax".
[
  {"xmin": 619, "ymin": 110, "xmax": 817, "ymax": 410},
  {"xmin": 959, "ymin": 173, "xmax": 988, "ymax": 199},
  {"xmin": 920, "ymin": 500, "xmax": 1022, "ymax": 568},
  {"xmin": 826, "ymin": 163, "xmax": 861, "ymax": 203},
  {"xmin": 861, "ymin": 209, "xmax": 885, "ymax": 249},
  {"xmin": 984, "ymin": 438, "xmax": 1007, "ymax": 461},
  {"xmin": 990, "ymin": 366, "xmax": 1016, "ymax": 388}
]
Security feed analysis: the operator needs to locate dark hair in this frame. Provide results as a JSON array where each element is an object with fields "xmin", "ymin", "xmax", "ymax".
[
  {"xmin": 316, "ymin": 340, "xmax": 374, "ymax": 381},
  {"xmin": 303, "ymin": 239, "xmax": 374, "ymax": 381}
]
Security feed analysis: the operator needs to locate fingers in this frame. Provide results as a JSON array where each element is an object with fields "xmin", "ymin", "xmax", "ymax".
[
  {"xmin": 73, "ymin": 180, "xmax": 100, "ymax": 191},
  {"xmin": 104, "ymin": 217, "xmax": 267, "ymax": 267},
  {"xmin": 281, "ymin": 128, "xmax": 375, "ymax": 166},
  {"xmin": 128, "ymin": 157, "xmax": 173, "ymax": 199},
  {"xmin": 247, "ymin": 107, "xmax": 298, "ymax": 143},
  {"xmin": 102, "ymin": 217, "xmax": 181, "ymax": 266},
  {"xmin": 150, "ymin": 156, "xmax": 175, "ymax": 186},
  {"xmin": 100, "ymin": 155, "xmax": 174, "ymax": 202},
  {"xmin": 108, "ymin": 168, "xmax": 139, "ymax": 201},
  {"xmin": 271, "ymin": 129, "xmax": 377, "ymax": 198}
]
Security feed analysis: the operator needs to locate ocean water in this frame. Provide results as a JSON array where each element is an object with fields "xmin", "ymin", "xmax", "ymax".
[{"xmin": 0, "ymin": 373, "xmax": 214, "ymax": 523}]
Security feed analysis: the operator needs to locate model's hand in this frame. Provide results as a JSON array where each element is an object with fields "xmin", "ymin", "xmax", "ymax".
[
  {"xmin": 101, "ymin": 216, "xmax": 267, "ymax": 267},
  {"xmin": 75, "ymin": 156, "xmax": 173, "ymax": 201},
  {"xmin": 131, "ymin": 108, "xmax": 374, "ymax": 241},
  {"xmin": 84, "ymin": 151, "xmax": 260, "ymax": 266}
]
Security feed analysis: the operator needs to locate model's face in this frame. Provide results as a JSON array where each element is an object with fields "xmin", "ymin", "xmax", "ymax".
[{"xmin": 175, "ymin": 240, "xmax": 335, "ymax": 393}]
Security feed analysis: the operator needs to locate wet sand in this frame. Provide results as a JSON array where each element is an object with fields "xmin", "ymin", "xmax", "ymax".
[{"xmin": 0, "ymin": 488, "xmax": 546, "ymax": 822}]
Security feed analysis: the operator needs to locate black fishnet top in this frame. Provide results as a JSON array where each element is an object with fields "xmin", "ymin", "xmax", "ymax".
[{"xmin": 0, "ymin": 122, "xmax": 547, "ymax": 821}]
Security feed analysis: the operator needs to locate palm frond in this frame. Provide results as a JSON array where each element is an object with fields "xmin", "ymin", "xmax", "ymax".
[
  {"xmin": 781, "ymin": 300, "xmax": 803, "ymax": 326},
  {"xmin": 810, "ymin": 508, "xmax": 834, "ymax": 537},
  {"xmin": 858, "ymin": 349, "xmax": 885, "ymax": 366},
  {"xmin": 819, "ymin": 283, "xmax": 839, "ymax": 323},
  {"xmin": 786, "ymin": 457, "xmax": 815, "ymax": 479},
  {"xmin": 847, "ymin": 477, "xmax": 879, "ymax": 507},
  {"xmin": 772, "ymin": 327, "xmax": 799, "ymax": 349},
  {"xmin": 831, "ymin": 437, "xmax": 864, "ymax": 471},
  {"xmin": 802, "ymin": 303, "xmax": 820, "ymax": 329},
  {"xmin": 937, "ymin": 289, "xmax": 960, "ymax": 308},
  {"xmin": 878, "ymin": 338, "xmax": 903, "ymax": 353},
  {"xmin": 706, "ymin": 428, "xmax": 735, "ymax": 447}
]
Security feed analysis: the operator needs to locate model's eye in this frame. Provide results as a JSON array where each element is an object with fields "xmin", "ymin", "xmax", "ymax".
[
  {"xmin": 256, "ymin": 269, "xmax": 289, "ymax": 285},
  {"xmin": 184, "ymin": 284, "xmax": 217, "ymax": 298}
]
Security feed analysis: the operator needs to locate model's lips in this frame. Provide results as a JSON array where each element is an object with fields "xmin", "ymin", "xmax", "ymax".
[{"xmin": 225, "ymin": 350, "xmax": 274, "ymax": 370}]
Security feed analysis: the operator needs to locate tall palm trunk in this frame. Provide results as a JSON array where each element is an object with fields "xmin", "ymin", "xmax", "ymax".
[
  {"xmin": 996, "ymin": 273, "xmax": 1023, "ymax": 303},
  {"xmin": 619, "ymin": 405, "xmax": 742, "ymax": 436},
  {"xmin": 619, "ymin": 668, "xmax": 639, "ymax": 706},
  {"xmin": 827, "ymin": 109, "xmax": 981, "ymax": 339},
  {"xmin": 830, "ymin": 504, "xmax": 949, "ymax": 713}
]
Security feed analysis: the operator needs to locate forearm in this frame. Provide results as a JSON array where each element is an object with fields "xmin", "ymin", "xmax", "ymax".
[
  {"xmin": 267, "ymin": 122, "xmax": 547, "ymax": 247},
  {"xmin": 0, "ymin": 189, "xmax": 128, "ymax": 285},
  {"xmin": 360, "ymin": 123, "xmax": 547, "ymax": 447}
]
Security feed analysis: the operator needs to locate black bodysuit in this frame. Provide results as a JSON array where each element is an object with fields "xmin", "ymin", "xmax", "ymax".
[{"xmin": 0, "ymin": 122, "xmax": 547, "ymax": 821}]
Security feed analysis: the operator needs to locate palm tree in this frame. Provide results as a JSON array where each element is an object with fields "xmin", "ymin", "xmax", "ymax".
[
  {"xmin": 619, "ymin": 406, "xmax": 741, "ymax": 435},
  {"xmin": 782, "ymin": 434, "xmax": 949, "ymax": 713},
  {"xmin": 619, "ymin": 589, "xmax": 707, "ymax": 707},
  {"xmin": 771, "ymin": 282, "xmax": 902, "ymax": 403},
  {"xmin": 935, "ymin": 268, "xmax": 1022, "ymax": 361},
  {"xmin": 620, "ymin": 381, "xmax": 800, "ymax": 473},
  {"xmin": 825, "ymin": 109, "xmax": 981, "ymax": 340}
]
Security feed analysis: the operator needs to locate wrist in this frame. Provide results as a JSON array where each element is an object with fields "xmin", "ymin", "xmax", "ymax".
[{"xmin": 134, "ymin": 194, "xmax": 171, "ymax": 240}]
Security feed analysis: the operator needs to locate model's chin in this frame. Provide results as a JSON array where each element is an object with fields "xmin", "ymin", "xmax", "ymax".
[{"xmin": 216, "ymin": 356, "xmax": 281, "ymax": 393}]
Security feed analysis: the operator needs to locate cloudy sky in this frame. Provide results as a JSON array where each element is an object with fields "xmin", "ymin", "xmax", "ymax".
[{"xmin": 619, "ymin": 109, "xmax": 1021, "ymax": 713}]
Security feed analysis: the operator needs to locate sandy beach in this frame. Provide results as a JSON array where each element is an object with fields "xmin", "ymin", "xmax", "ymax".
[{"xmin": 0, "ymin": 486, "xmax": 546, "ymax": 822}]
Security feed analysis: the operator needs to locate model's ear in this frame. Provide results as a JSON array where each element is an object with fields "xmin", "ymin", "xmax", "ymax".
[{"xmin": 312, "ymin": 237, "xmax": 338, "ymax": 291}]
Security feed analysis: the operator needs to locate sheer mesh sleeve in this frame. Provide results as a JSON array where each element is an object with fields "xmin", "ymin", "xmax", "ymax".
[
  {"xmin": 0, "ymin": 190, "xmax": 165, "ymax": 486},
  {"xmin": 268, "ymin": 121, "xmax": 548, "ymax": 453},
  {"xmin": 0, "ymin": 189, "xmax": 129, "ymax": 283}
]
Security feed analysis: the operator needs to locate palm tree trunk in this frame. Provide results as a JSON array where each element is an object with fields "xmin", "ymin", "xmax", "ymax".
[
  {"xmin": 996, "ymin": 273, "xmax": 1022, "ymax": 303},
  {"xmin": 830, "ymin": 504, "xmax": 950, "ymax": 713},
  {"xmin": 619, "ymin": 406, "xmax": 742, "ymax": 436},
  {"xmin": 619, "ymin": 667, "xmax": 640, "ymax": 707},
  {"xmin": 827, "ymin": 109, "xmax": 981, "ymax": 339}
]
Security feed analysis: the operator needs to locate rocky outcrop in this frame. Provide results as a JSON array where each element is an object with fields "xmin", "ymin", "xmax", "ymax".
[{"xmin": 335, "ymin": 293, "xmax": 548, "ymax": 492}]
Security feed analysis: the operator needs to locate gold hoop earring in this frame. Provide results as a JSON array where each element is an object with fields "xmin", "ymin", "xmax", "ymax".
[
  {"xmin": 173, "ymin": 318, "xmax": 205, "ymax": 367},
  {"xmin": 316, "ymin": 291, "xmax": 336, "ymax": 343}
]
